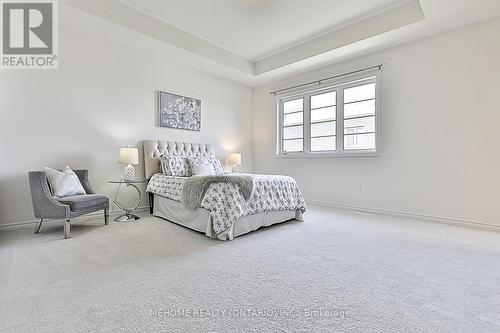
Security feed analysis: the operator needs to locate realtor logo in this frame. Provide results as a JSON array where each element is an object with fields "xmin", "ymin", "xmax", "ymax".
[{"xmin": 1, "ymin": 0, "xmax": 58, "ymax": 69}]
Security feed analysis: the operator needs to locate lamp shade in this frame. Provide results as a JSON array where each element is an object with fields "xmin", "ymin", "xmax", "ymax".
[
  {"xmin": 119, "ymin": 147, "xmax": 139, "ymax": 165},
  {"xmin": 228, "ymin": 153, "xmax": 242, "ymax": 166}
]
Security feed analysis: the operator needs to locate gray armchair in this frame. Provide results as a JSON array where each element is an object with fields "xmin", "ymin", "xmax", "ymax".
[{"xmin": 28, "ymin": 170, "xmax": 109, "ymax": 239}]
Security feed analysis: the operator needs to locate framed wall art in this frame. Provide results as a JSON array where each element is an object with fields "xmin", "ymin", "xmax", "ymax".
[{"xmin": 158, "ymin": 91, "xmax": 201, "ymax": 131}]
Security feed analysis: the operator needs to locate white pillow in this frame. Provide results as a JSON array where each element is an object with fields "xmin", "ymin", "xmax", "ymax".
[
  {"xmin": 189, "ymin": 154, "xmax": 224, "ymax": 175},
  {"xmin": 192, "ymin": 162, "xmax": 216, "ymax": 176},
  {"xmin": 189, "ymin": 156, "xmax": 216, "ymax": 176},
  {"xmin": 44, "ymin": 166, "xmax": 87, "ymax": 197}
]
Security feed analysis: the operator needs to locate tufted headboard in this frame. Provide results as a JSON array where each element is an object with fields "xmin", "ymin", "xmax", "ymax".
[{"xmin": 143, "ymin": 140, "xmax": 216, "ymax": 179}]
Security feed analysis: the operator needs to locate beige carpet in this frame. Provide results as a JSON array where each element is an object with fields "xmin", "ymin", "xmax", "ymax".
[{"xmin": 1, "ymin": 205, "xmax": 500, "ymax": 332}]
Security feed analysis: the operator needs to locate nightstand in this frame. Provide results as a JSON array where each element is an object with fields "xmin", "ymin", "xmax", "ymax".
[{"xmin": 109, "ymin": 180, "xmax": 147, "ymax": 222}]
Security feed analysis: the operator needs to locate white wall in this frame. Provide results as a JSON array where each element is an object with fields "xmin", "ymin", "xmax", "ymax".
[
  {"xmin": 252, "ymin": 17, "xmax": 500, "ymax": 225},
  {"xmin": 0, "ymin": 7, "xmax": 253, "ymax": 226}
]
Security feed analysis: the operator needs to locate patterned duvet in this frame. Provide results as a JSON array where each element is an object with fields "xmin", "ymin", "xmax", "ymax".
[{"xmin": 146, "ymin": 173, "xmax": 307, "ymax": 235}]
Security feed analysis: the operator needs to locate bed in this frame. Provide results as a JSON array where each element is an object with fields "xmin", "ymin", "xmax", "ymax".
[{"xmin": 144, "ymin": 140, "xmax": 306, "ymax": 240}]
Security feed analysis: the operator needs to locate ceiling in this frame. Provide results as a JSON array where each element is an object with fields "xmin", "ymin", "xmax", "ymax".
[
  {"xmin": 117, "ymin": 0, "xmax": 407, "ymax": 61},
  {"xmin": 64, "ymin": 0, "xmax": 500, "ymax": 86}
]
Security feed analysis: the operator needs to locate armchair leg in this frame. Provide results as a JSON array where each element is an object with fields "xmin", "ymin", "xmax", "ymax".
[
  {"xmin": 64, "ymin": 219, "xmax": 71, "ymax": 239},
  {"xmin": 104, "ymin": 207, "xmax": 109, "ymax": 225},
  {"xmin": 34, "ymin": 219, "xmax": 44, "ymax": 234}
]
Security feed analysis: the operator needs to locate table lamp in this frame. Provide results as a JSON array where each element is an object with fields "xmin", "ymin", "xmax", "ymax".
[
  {"xmin": 119, "ymin": 147, "xmax": 139, "ymax": 181},
  {"xmin": 228, "ymin": 153, "xmax": 242, "ymax": 173}
]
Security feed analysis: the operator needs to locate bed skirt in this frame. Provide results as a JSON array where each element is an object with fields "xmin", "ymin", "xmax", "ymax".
[{"xmin": 153, "ymin": 195, "xmax": 303, "ymax": 240}]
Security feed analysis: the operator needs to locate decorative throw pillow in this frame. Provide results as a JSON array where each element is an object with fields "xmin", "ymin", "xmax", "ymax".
[
  {"xmin": 161, "ymin": 154, "xmax": 191, "ymax": 177},
  {"xmin": 44, "ymin": 166, "xmax": 86, "ymax": 197},
  {"xmin": 159, "ymin": 155, "xmax": 172, "ymax": 176},
  {"xmin": 188, "ymin": 156, "xmax": 216, "ymax": 176},
  {"xmin": 189, "ymin": 155, "xmax": 224, "ymax": 175},
  {"xmin": 208, "ymin": 155, "xmax": 224, "ymax": 175}
]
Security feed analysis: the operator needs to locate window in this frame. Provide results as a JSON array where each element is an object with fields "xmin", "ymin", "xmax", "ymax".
[
  {"xmin": 343, "ymin": 83, "xmax": 376, "ymax": 151},
  {"xmin": 282, "ymin": 98, "xmax": 304, "ymax": 152},
  {"xmin": 310, "ymin": 91, "xmax": 336, "ymax": 152},
  {"xmin": 277, "ymin": 76, "xmax": 378, "ymax": 156}
]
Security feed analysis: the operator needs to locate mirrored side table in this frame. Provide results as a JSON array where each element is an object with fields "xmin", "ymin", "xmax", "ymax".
[{"xmin": 109, "ymin": 180, "xmax": 147, "ymax": 222}]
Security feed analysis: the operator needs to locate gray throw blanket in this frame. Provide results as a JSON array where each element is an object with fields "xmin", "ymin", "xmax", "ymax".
[{"xmin": 182, "ymin": 174, "xmax": 254, "ymax": 210}]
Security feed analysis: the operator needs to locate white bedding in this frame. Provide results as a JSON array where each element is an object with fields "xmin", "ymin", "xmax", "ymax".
[{"xmin": 146, "ymin": 173, "xmax": 307, "ymax": 236}]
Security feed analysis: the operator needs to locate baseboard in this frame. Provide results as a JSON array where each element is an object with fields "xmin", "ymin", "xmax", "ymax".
[
  {"xmin": 307, "ymin": 199, "xmax": 500, "ymax": 231},
  {"xmin": 5, "ymin": 201, "xmax": 498, "ymax": 232},
  {"xmin": 0, "ymin": 206, "xmax": 150, "ymax": 229}
]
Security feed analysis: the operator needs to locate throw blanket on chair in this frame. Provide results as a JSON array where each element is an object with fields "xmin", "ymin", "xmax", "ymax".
[{"xmin": 182, "ymin": 175, "xmax": 254, "ymax": 210}]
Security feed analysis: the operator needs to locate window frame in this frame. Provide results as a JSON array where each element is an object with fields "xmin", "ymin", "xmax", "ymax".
[{"xmin": 276, "ymin": 73, "xmax": 380, "ymax": 158}]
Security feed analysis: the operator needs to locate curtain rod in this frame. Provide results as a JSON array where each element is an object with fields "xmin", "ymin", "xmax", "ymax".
[{"xmin": 270, "ymin": 63, "xmax": 386, "ymax": 96}]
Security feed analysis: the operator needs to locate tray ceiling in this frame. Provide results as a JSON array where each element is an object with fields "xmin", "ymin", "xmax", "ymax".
[
  {"xmin": 64, "ymin": 0, "xmax": 500, "ymax": 86},
  {"xmin": 118, "ymin": 0, "xmax": 409, "ymax": 61}
]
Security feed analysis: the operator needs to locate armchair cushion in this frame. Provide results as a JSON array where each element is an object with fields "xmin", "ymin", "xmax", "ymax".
[
  {"xmin": 57, "ymin": 194, "xmax": 107, "ymax": 212},
  {"xmin": 44, "ymin": 166, "xmax": 86, "ymax": 197}
]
